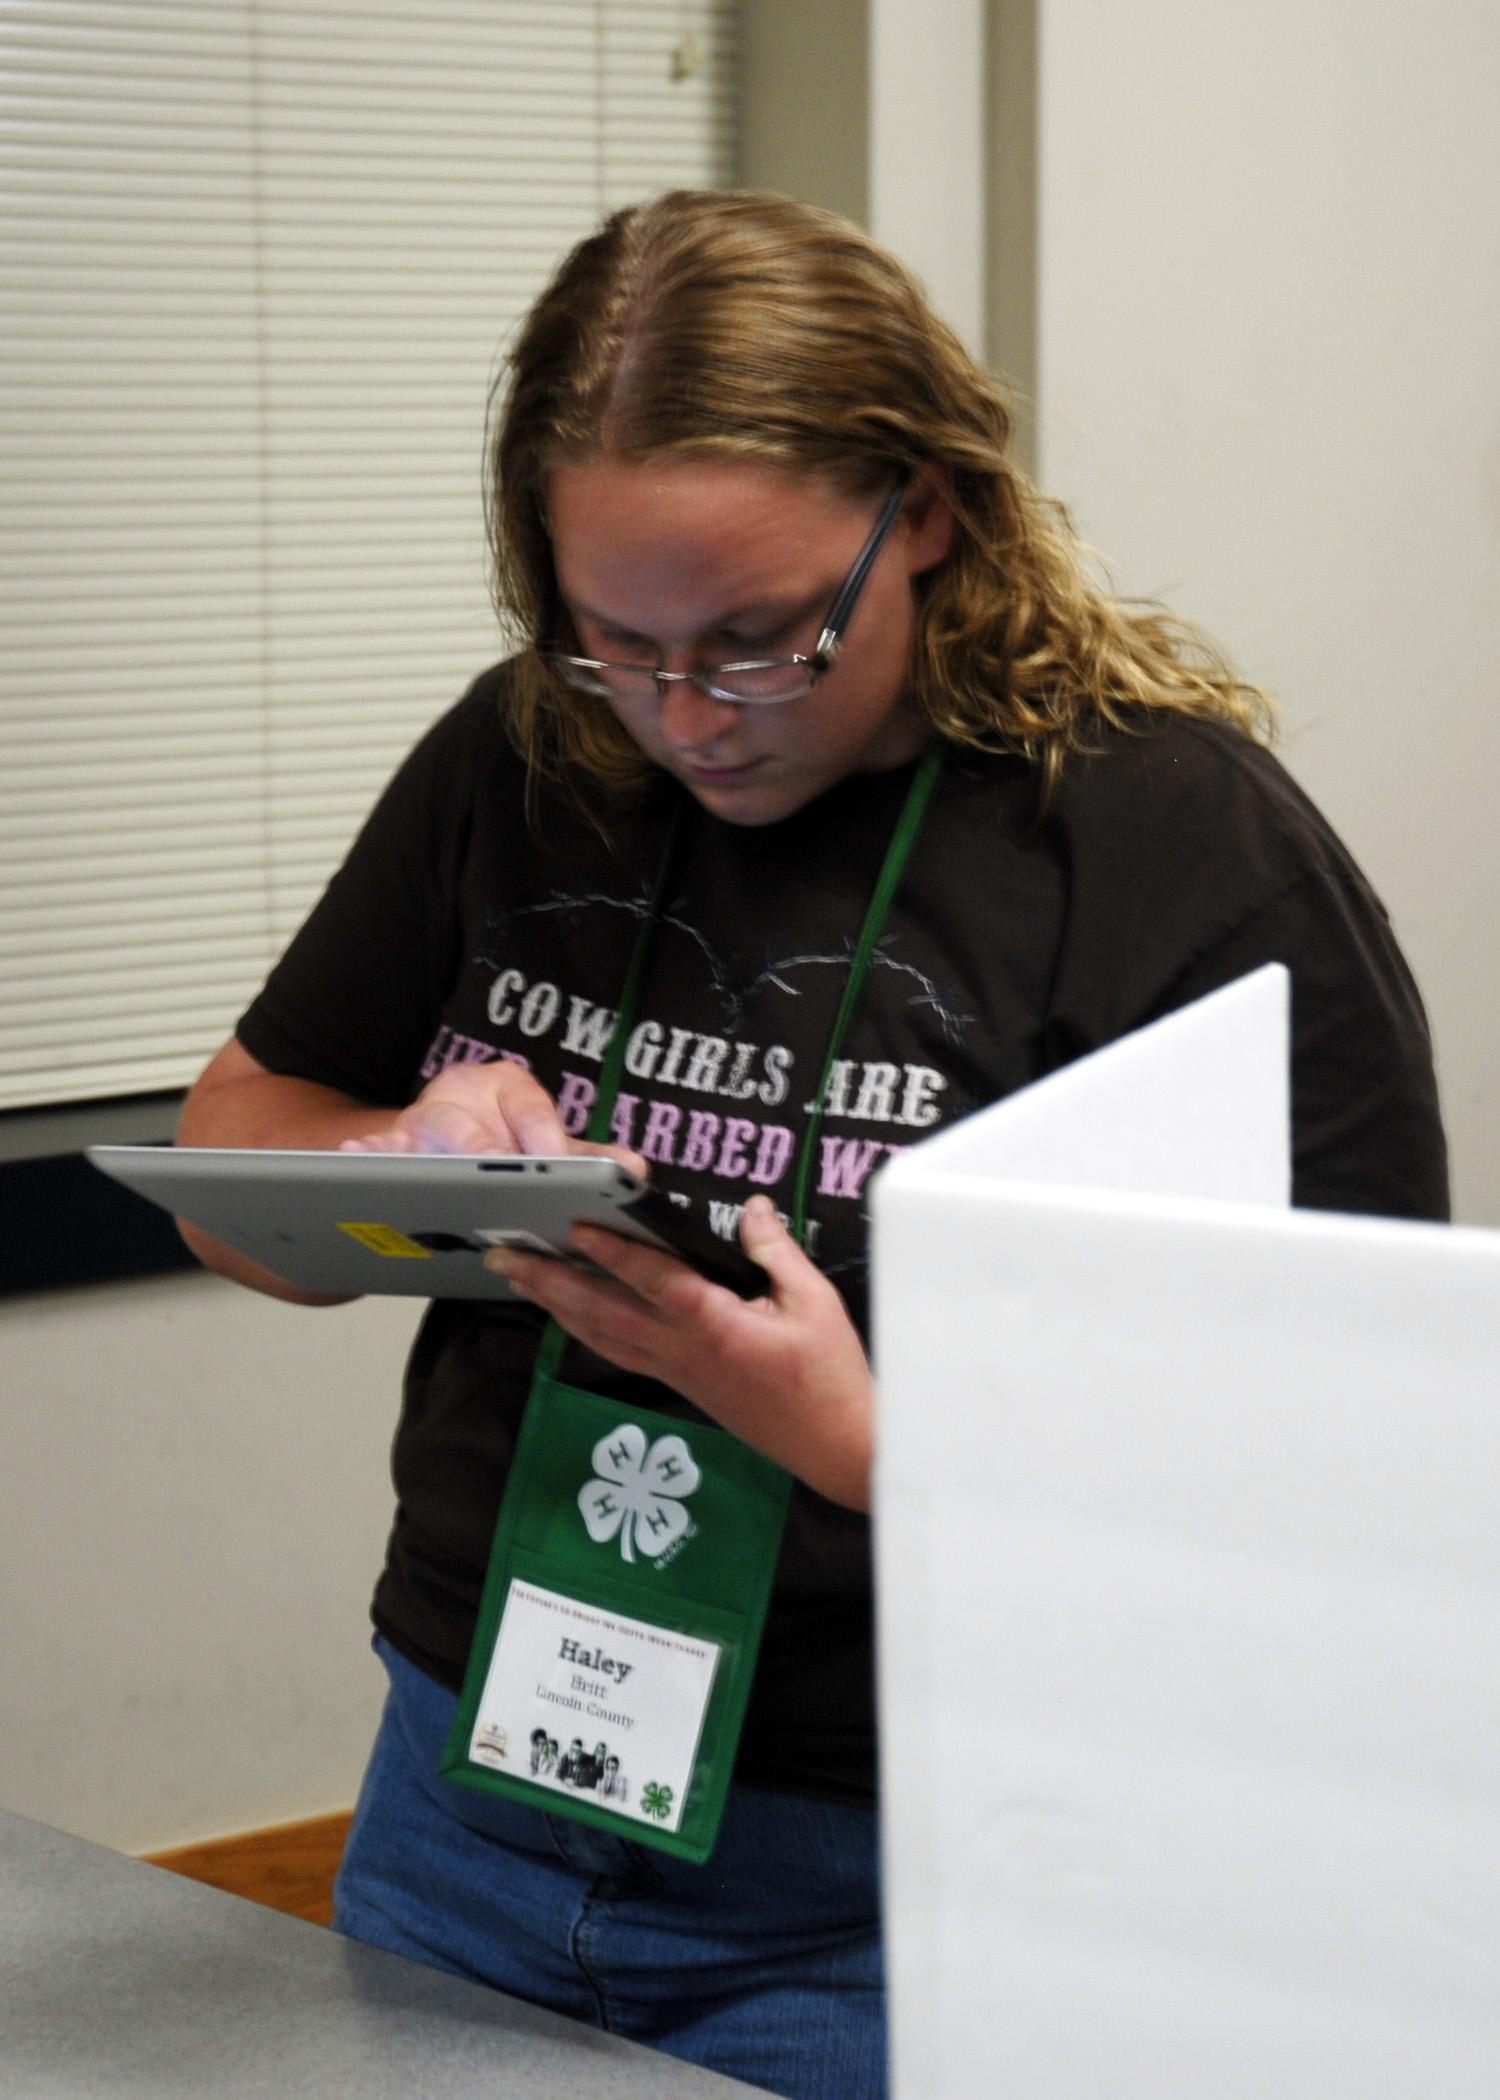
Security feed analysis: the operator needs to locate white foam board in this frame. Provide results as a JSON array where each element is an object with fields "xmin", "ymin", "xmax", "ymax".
[{"xmin": 873, "ymin": 975, "xmax": 1500, "ymax": 2099}]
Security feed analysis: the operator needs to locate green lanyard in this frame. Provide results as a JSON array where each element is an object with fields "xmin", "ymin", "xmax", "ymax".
[
  {"xmin": 589, "ymin": 739, "xmax": 943, "ymax": 1239},
  {"xmin": 788, "ymin": 741, "xmax": 944, "ymax": 1244},
  {"xmin": 445, "ymin": 744, "xmax": 944, "ymax": 1862},
  {"xmin": 534, "ymin": 740, "xmax": 944, "ymax": 1380}
]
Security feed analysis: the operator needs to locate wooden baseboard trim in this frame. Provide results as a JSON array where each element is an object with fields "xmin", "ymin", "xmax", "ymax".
[{"xmin": 144, "ymin": 1809, "xmax": 353, "ymax": 1927}]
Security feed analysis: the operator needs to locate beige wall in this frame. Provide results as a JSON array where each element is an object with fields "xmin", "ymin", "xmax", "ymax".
[
  {"xmin": 868, "ymin": 0, "xmax": 987, "ymax": 351},
  {"xmin": 737, "ymin": 0, "xmax": 869, "ymax": 222},
  {"xmin": 2, "ymin": 1271, "xmax": 415, "ymax": 1850},
  {"xmin": 739, "ymin": 0, "xmax": 986, "ymax": 351},
  {"xmin": 1020, "ymin": 0, "xmax": 1499, "ymax": 1223}
]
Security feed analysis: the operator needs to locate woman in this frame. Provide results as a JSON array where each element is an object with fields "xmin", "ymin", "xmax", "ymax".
[{"xmin": 178, "ymin": 189, "xmax": 1447, "ymax": 2099}]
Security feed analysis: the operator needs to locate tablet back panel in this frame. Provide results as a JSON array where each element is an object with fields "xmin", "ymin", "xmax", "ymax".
[{"xmin": 86, "ymin": 1147, "xmax": 681, "ymax": 1300}]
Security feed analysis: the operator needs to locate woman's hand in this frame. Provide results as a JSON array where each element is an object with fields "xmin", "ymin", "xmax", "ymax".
[
  {"xmin": 339, "ymin": 1058, "xmax": 641, "ymax": 1173},
  {"xmin": 176, "ymin": 1038, "xmax": 638, "ymax": 1299},
  {"xmin": 484, "ymin": 1194, "xmax": 874, "ymax": 1511}
]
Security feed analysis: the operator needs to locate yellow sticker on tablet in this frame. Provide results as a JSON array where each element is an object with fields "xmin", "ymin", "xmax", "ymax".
[{"xmin": 336, "ymin": 1221, "xmax": 432, "ymax": 1259}]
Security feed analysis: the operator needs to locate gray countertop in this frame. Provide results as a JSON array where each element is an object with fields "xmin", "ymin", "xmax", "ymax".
[{"xmin": 0, "ymin": 1809, "xmax": 765, "ymax": 2097}]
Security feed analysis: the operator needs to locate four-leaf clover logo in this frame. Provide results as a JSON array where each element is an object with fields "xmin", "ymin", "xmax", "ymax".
[
  {"xmin": 640, "ymin": 1780, "xmax": 674, "ymax": 1821},
  {"xmin": 579, "ymin": 1424, "xmax": 701, "ymax": 1564}
]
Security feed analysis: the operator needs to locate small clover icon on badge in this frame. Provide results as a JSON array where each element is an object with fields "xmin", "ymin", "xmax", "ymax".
[
  {"xmin": 640, "ymin": 1780, "xmax": 674, "ymax": 1821},
  {"xmin": 579, "ymin": 1424, "xmax": 701, "ymax": 1564}
]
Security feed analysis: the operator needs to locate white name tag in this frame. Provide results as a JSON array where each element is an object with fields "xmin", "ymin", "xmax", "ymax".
[{"xmin": 467, "ymin": 1577, "xmax": 721, "ymax": 1835}]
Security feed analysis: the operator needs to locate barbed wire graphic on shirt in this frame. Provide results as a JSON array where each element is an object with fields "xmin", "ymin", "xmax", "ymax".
[
  {"xmin": 478, "ymin": 891, "xmax": 977, "ymax": 1045},
  {"xmin": 742, "ymin": 947, "xmax": 972, "ymax": 1046}
]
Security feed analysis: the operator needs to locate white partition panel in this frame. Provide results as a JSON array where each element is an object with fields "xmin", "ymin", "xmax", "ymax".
[{"xmin": 874, "ymin": 982, "xmax": 1500, "ymax": 2099}]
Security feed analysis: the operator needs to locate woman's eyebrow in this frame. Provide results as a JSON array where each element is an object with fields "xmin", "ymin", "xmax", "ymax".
[
  {"xmin": 567, "ymin": 582, "xmax": 829, "ymax": 638},
  {"xmin": 562, "ymin": 593, "xmax": 645, "ymax": 635},
  {"xmin": 713, "ymin": 584, "xmax": 828, "ymax": 632}
]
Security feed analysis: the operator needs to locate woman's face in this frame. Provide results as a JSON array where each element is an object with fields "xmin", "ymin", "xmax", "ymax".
[{"xmin": 547, "ymin": 454, "xmax": 952, "ymax": 827}]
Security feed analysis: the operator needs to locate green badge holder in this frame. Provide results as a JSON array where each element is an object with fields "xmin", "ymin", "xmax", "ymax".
[{"xmin": 441, "ymin": 1343, "xmax": 792, "ymax": 1862}]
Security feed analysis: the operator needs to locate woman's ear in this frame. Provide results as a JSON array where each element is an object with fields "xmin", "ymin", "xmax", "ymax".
[{"xmin": 899, "ymin": 463, "xmax": 956, "ymax": 577}]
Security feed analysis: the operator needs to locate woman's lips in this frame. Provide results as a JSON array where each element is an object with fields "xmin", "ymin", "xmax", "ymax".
[{"xmin": 680, "ymin": 758, "xmax": 764, "ymax": 787}]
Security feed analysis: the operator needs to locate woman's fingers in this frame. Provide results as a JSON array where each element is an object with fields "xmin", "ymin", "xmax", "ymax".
[
  {"xmin": 736, "ymin": 1195, "xmax": 813, "ymax": 1300},
  {"xmin": 333, "ymin": 1061, "xmax": 650, "ymax": 1166}
]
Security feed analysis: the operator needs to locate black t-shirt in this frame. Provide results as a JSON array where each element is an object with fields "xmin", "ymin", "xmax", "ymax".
[{"xmin": 237, "ymin": 663, "xmax": 1448, "ymax": 1799}]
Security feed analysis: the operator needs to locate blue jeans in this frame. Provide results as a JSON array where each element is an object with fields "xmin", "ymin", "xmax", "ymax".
[{"xmin": 333, "ymin": 1636, "xmax": 886, "ymax": 2100}]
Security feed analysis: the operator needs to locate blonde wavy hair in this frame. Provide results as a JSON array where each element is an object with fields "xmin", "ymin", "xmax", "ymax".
[{"xmin": 489, "ymin": 188, "xmax": 1272, "ymax": 801}]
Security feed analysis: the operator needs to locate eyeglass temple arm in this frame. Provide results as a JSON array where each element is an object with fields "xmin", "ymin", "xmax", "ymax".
[{"xmin": 813, "ymin": 474, "xmax": 912, "ymax": 665}]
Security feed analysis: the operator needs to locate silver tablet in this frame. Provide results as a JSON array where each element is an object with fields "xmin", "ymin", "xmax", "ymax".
[{"xmin": 86, "ymin": 1145, "xmax": 755, "ymax": 1300}]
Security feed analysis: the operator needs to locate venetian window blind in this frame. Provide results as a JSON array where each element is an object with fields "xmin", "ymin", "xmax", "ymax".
[{"xmin": 1, "ymin": 0, "xmax": 736, "ymax": 1110}]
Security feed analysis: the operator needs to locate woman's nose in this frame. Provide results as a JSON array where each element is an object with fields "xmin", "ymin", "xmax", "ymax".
[{"xmin": 656, "ymin": 673, "xmax": 742, "ymax": 750}]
